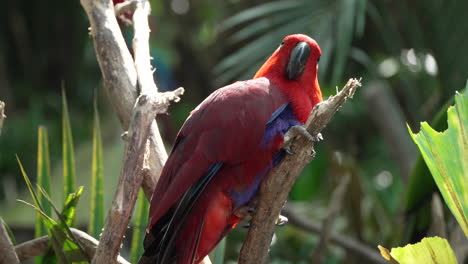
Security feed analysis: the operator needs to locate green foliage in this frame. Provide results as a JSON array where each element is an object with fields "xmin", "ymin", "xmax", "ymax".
[
  {"xmin": 36, "ymin": 126, "xmax": 52, "ymax": 238},
  {"xmin": 88, "ymin": 97, "xmax": 104, "ymax": 239},
  {"xmin": 0, "ymin": 216, "xmax": 16, "ymax": 245},
  {"xmin": 379, "ymin": 237, "xmax": 457, "ymax": 264},
  {"xmin": 214, "ymin": 0, "xmax": 367, "ymax": 85},
  {"xmin": 408, "ymin": 91, "xmax": 468, "ymax": 237},
  {"xmin": 62, "ymin": 89, "xmax": 77, "ymax": 204},
  {"xmin": 130, "ymin": 190, "xmax": 150, "ymax": 264},
  {"xmin": 35, "ymin": 127, "xmax": 53, "ymax": 263},
  {"xmin": 210, "ymin": 237, "xmax": 226, "ymax": 264},
  {"xmin": 17, "ymin": 157, "xmax": 88, "ymax": 263}
]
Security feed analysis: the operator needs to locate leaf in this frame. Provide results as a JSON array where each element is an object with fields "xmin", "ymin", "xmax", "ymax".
[
  {"xmin": 62, "ymin": 88, "xmax": 76, "ymax": 206},
  {"xmin": 408, "ymin": 92, "xmax": 468, "ymax": 237},
  {"xmin": 17, "ymin": 156, "xmax": 44, "ymax": 212},
  {"xmin": 61, "ymin": 187, "xmax": 84, "ymax": 227},
  {"xmin": 36, "ymin": 186, "xmax": 89, "ymax": 263},
  {"xmin": 1, "ymin": 216, "xmax": 16, "ymax": 245},
  {"xmin": 36, "ymin": 126, "xmax": 52, "ymax": 239},
  {"xmin": 218, "ymin": 0, "xmax": 302, "ymax": 32},
  {"xmin": 88, "ymin": 96, "xmax": 105, "ymax": 239},
  {"xmin": 19, "ymin": 200, "xmax": 88, "ymax": 264},
  {"xmin": 130, "ymin": 190, "xmax": 150, "ymax": 264},
  {"xmin": 331, "ymin": 0, "xmax": 357, "ymax": 84},
  {"xmin": 379, "ymin": 237, "xmax": 457, "ymax": 264}
]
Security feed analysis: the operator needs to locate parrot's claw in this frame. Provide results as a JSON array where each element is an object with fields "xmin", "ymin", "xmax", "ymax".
[
  {"xmin": 234, "ymin": 205, "xmax": 256, "ymax": 218},
  {"xmin": 276, "ymin": 215, "xmax": 288, "ymax": 227},
  {"xmin": 284, "ymin": 146, "xmax": 295, "ymax": 155},
  {"xmin": 286, "ymin": 125, "xmax": 323, "ymax": 143}
]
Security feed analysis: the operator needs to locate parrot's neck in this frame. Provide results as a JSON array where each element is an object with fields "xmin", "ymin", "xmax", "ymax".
[{"xmin": 259, "ymin": 73, "xmax": 322, "ymax": 124}]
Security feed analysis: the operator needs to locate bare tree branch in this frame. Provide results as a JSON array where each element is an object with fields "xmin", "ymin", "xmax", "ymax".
[
  {"xmin": 310, "ymin": 174, "xmax": 350, "ymax": 263},
  {"xmin": 14, "ymin": 228, "xmax": 129, "ymax": 264},
  {"xmin": 80, "ymin": 0, "xmax": 169, "ymax": 201},
  {"xmin": 92, "ymin": 92, "xmax": 167, "ymax": 264},
  {"xmin": 0, "ymin": 217, "xmax": 19, "ymax": 264},
  {"xmin": 282, "ymin": 207, "xmax": 386, "ymax": 264},
  {"xmin": 0, "ymin": 100, "xmax": 5, "ymax": 136},
  {"xmin": 80, "ymin": 0, "xmax": 185, "ymax": 262},
  {"xmin": 238, "ymin": 78, "xmax": 362, "ymax": 264}
]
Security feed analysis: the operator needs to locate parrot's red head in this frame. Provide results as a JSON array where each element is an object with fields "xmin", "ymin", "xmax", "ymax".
[{"xmin": 254, "ymin": 34, "xmax": 323, "ymax": 123}]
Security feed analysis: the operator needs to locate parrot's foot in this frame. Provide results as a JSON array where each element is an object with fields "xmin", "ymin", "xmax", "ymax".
[
  {"xmin": 276, "ymin": 215, "xmax": 288, "ymax": 226},
  {"xmin": 234, "ymin": 205, "xmax": 256, "ymax": 219},
  {"xmin": 286, "ymin": 125, "xmax": 323, "ymax": 142},
  {"xmin": 283, "ymin": 126, "xmax": 322, "ymax": 155}
]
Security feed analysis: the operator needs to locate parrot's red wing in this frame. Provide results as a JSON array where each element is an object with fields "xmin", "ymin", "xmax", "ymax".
[
  {"xmin": 140, "ymin": 78, "xmax": 287, "ymax": 264},
  {"xmin": 148, "ymin": 77, "xmax": 286, "ymax": 227}
]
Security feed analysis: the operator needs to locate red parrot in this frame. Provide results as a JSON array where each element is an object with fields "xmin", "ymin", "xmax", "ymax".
[{"xmin": 139, "ymin": 34, "xmax": 323, "ymax": 264}]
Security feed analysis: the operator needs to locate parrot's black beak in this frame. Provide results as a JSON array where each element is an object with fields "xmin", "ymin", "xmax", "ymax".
[{"xmin": 286, "ymin": 42, "xmax": 310, "ymax": 80}]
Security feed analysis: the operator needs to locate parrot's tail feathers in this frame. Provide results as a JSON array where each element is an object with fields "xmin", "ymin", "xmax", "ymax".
[{"xmin": 139, "ymin": 162, "xmax": 223, "ymax": 264}]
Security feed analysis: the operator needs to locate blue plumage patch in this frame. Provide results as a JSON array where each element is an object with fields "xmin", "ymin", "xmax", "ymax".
[{"xmin": 228, "ymin": 104, "xmax": 299, "ymax": 208}]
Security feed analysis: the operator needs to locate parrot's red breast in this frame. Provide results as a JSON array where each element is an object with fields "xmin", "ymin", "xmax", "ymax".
[{"xmin": 139, "ymin": 34, "xmax": 322, "ymax": 264}]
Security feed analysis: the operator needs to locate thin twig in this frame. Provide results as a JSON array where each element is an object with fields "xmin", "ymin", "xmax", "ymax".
[
  {"xmin": 0, "ymin": 100, "xmax": 5, "ymax": 136},
  {"xmin": 0, "ymin": 217, "xmax": 19, "ymax": 264},
  {"xmin": 238, "ymin": 78, "xmax": 362, "ymax": 264},
  {"xmin": 310, "ymin": 174, "xmax": 350, "ymax": 263},
  {"xmin": 14, "ymin": 228, "xmax": 129, "ymax": 264},
  {"xmin": 282, "ymin": 207, "xmax": 386, "ymax": 264}
]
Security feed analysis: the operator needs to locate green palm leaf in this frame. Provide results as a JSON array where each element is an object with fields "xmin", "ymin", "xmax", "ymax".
[{"xmin": 408, "ymin": 90, "xmax": 468, "ymax": 237}]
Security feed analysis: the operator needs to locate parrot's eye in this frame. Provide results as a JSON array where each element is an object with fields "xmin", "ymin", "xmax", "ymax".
[{"xmin": 280, "ymin": 40, "xmax": 285, "ymax": 46}]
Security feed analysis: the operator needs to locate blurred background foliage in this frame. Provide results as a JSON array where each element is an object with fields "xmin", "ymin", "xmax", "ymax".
[{"xmin": 1, "ymin": 0, "xmax": 468, "ymax": 263}]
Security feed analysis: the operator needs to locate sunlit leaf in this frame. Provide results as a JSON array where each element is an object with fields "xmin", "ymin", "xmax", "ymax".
[
  {"xmin": 89, "ymin": 96, "xmax": 104, "ymax": 239},
  {"xmin": 408, "ymin": 91, "xmax": 468, "ymax": 237},
  {"xmin": 379, "ymin": 237, "xmax": 457, "ymax": 264},
  {"xmin": 36, "ymin": 126, "xmax": 52, "ymax": 240},
  {"xmin": 19, "ymin": 200, "xmax": 88, "ymax": 264},
  {"xmin": 62, "ymin": 88, "xmax": 76, "ymax": 207},
  {"xmin": 131, "ymin": 190, "xmax": 150, "ymax": 264},
  {"xmin": 36, "ymin": 186, "xmax": 88, "ymax": 263}
]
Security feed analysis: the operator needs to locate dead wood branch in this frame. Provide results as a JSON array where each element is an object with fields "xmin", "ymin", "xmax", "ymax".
[
  {"xmin": 80, "ymin": 0, "xmax": 184, "ymax": 262},
  {"xmin": 92, "ymin": 92, "xmax": 163, "ymax": 263},
  {"xmin": 0, "ymin": 217, "xmax": 19, "ymax": 264},
  {"xmin": 80, "ymin": 0, "xmax": 173, "ymax": 201},
  {"xmin": 238, "ymin": 78, "xmax": 361, "ymax": 264},
  {"xmin": 310, "ymin": 174, "xmax": 350, "ymax": 263},
  {"xmin": 282, "ymin": 207, "xmax": 386, "ymax": 264},
  {"xmin": 14, "ymin": 228, "xmax": 129, "ymax": 264}
]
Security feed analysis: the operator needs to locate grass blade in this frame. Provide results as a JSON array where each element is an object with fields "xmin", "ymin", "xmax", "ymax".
[
  {"xmin": 36, "ymin": 126, "xmax": 52, "ymax": 239},
  {"xmin": 130, "ymin": 190, "xmax": 150, "ymax": 263},
  {"xmin": 62, "ymin": 88, "xmax": 76, "ymax": 207},
  {"xmin": 1, "ymin": 217, "xmax": 16, "ymax": 245},
  {"xmin": 88, "ymin": 97, "xmax": 104, "ymax": 239}
]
